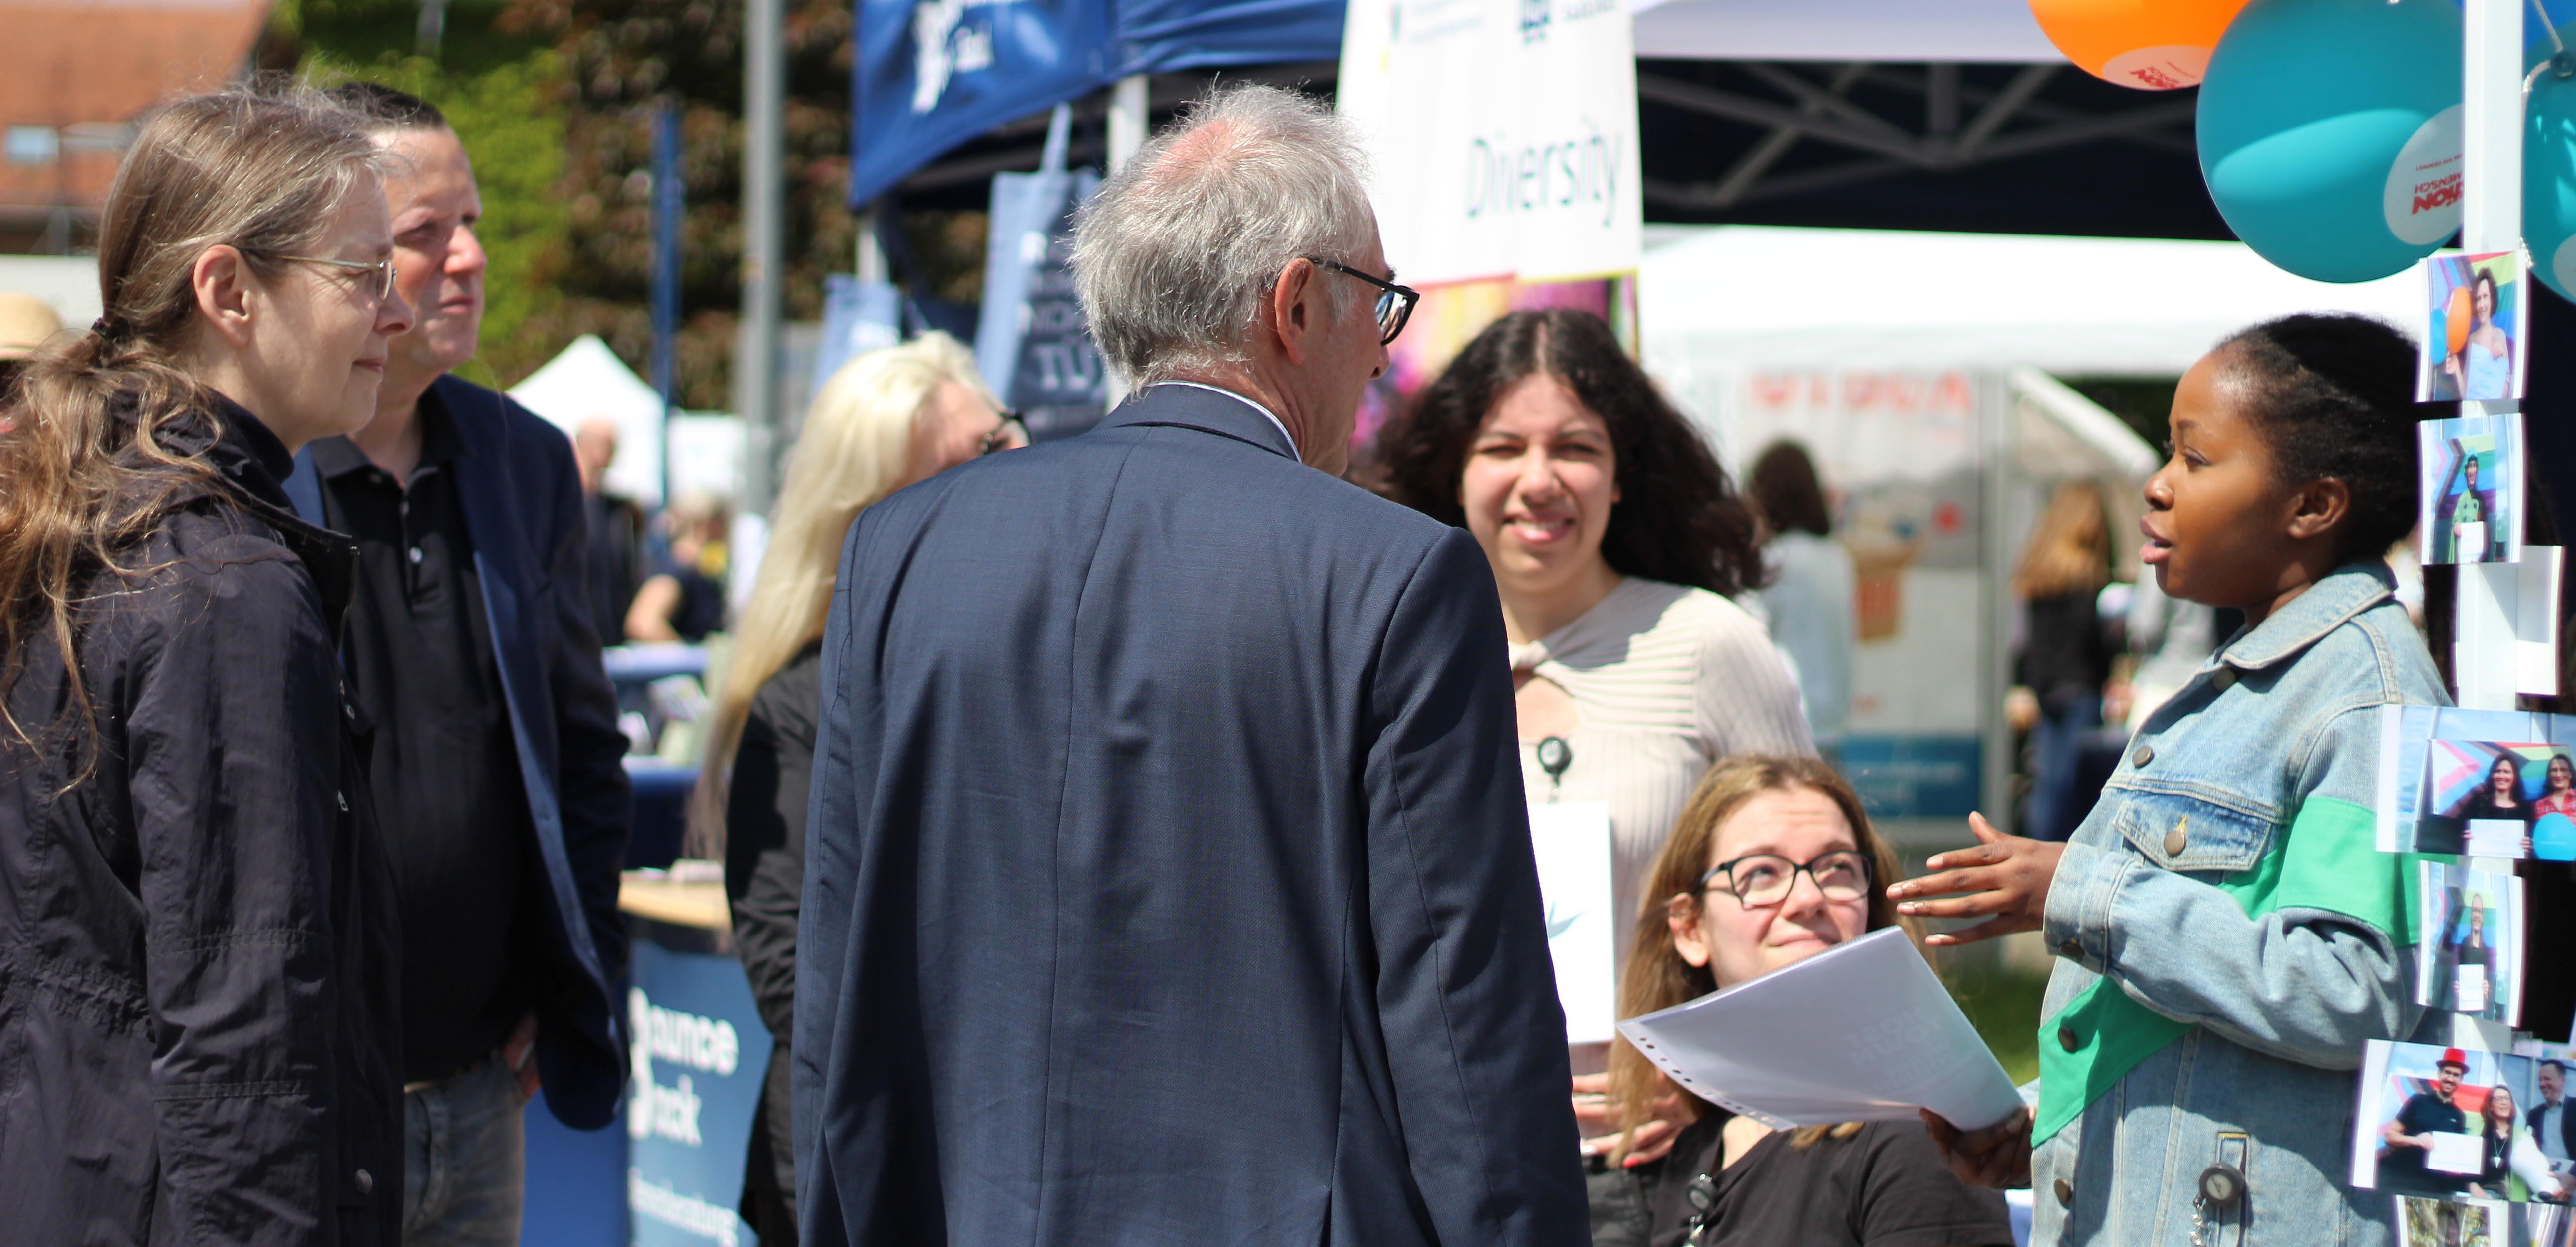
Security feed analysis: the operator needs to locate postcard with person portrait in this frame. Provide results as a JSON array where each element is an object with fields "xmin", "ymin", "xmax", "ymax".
[
  {"xmin": 2416, "ymin": 860, "xmax": 2527, "ymax": 1026},
  {"xmin": 2419, "ymin": 412, "xmax": 2527, "ymax": 566},
  {"xmin": 2422, "ymin": 252, "xmax": 2530, "ymax": 402},
  {"xmin": 2355, "ymin": 1040, "xmax": 2570, "ymax": 1204},
  {"xmin": 2378, "ymin": 707, "xmax": 2576, "ymax": 859}
]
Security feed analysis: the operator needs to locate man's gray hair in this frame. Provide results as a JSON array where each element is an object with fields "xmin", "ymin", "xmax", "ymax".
[{"xmin": 1070, "ymin": 83, "xmax": 1375, "ymax": 385}]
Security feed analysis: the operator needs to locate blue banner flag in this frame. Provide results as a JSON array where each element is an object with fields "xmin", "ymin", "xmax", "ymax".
[
  {"xmin": 849, "ymin": 0, "xmax": 1345, "ymax": 209},
  {"xmin": 975, "ymin": 106, "xmax": 1108, "ymax": 440}
]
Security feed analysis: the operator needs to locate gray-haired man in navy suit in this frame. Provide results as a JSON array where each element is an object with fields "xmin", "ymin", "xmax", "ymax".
[{"xmin": 793, "ymin": 83, "xmax": 1586, "ymax": 1246}]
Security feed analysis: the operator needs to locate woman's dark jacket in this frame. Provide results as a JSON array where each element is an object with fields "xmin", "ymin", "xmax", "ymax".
[
  {"xmin": 723, "ymin": 642, "xmax": 823, "ymax": 1245},
  {"xmin": 0, "ymin": 399, "xmax": 404, "ymax": 1246},
  {"xmin": 2015, "ymin": 588, "xmax": 2115, "ymax": 714}
]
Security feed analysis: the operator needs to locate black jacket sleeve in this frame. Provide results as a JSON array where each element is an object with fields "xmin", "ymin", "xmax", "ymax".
[
  {"xmin": 126, "ymin": 542, "xmax": 352, "ymax": 1246},
  {"xmin": 537, "ymin": 423, "xmax": 634, "ymax": 997},
  {"xmin": 1363, "ymin": 526, "xmax": 1589, "ymax": 1247},
  {"xmin": 726, "ymin": 650, "xmax": 822, "ymax": 1043}
]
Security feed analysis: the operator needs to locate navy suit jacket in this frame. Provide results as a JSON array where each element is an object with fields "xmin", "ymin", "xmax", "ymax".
[
  {"xmin": 286, "ymin": 374, "xmax": 633, "ymax": 1130},
  {"xmin": 793, "ymin": 384, "xmax": 1587, "ymax": 1246}
]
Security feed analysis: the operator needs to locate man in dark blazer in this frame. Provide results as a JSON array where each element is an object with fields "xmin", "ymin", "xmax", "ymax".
[
  {"xmin": 287, "ymin": 85, "xmax": 632, "ymax": 1244},
  {"xmin": 792, "ymin": 84, "xmax": 1586, "ymax": 1247},
  {"xmin": 2534, "ymin": 1059, "xmax": 2576, "ymax": 1171}
]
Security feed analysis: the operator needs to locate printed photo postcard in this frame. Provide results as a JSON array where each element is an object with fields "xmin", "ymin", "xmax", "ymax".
[
  {"xmin": 2419, "ymin": 411, "xmax": 2527, "ymax": 567},
  {"xmin": 2376, "ymin": 707, "xmax": 2576, "ymax": 859},
  {"xmin": 2422, "ymin": 252, "xmax": 2530, "ymax": 402}
]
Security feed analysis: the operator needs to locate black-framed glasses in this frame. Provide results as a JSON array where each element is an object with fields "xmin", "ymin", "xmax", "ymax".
[
  {"xmin": 1305, "ymin": 257, "xmax": 1419, "ymax": 346},
  {"xmin": 261, "ymin": 251, "xmax": 399, "ymax": 303},
  {"xmin": 979, "ymin": 412, "xmax": 1029, "ymax": 457},
  {"xmin": 1699, "ymin": 850, "xmax": 1873, "ymax": 909}
]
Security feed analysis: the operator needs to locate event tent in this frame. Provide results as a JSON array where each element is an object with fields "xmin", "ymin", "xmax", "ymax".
[
  {"xmin": 1628, "ymin": 0, "xmax": 2060, "ymax": 63},
  {"xmin": 1637, "ymin": 226, "xmax": 2422, "ymax": 834}
]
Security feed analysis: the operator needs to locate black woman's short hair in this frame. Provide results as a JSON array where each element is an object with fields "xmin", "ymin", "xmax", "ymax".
[
  {"xmin": 1376, "ymin": 309, "xmax": 1765, "ymax": 597},
  {"xmin": 2216, "ymin": 312, "xmax": 2440, "ymax": 566}
]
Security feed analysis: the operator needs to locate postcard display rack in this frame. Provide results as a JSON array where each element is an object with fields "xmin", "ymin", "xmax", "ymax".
[{"xmin": 2370, "ymin": 0, "xmax": 2570, "ymax": 1226}]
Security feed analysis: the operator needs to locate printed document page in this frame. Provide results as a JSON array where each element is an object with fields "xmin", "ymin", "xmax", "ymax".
[{"xmin": 1617, "ymin": 927, "xmax": 2022, "ymax": 1131}]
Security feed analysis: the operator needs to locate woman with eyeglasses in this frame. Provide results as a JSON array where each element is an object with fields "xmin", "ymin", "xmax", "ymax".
[
  {"xmin": 1592, "ymin": 756, "xmax": 2012, "ymax": 1247},
  {"xmin": 689, "ymin": 329, "xmax": 1017, "ymax": 1245},
  {"xmin": 0, "ymin": 90, "xmax": 412, "ymax": 1243}
]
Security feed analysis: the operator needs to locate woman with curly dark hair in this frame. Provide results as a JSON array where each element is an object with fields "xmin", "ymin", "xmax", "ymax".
[{"xmin": 1379, "ymin": 308, "xmax": 1812, "ymax": 1162}]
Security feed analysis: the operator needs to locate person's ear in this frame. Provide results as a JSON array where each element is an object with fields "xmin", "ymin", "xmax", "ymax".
[
  {"xmin": 2284, "ymin": 477, "xmax": 2351, "ymax": 544},
  {"xmin": 191, "ymin": 245, "xmax": 260, "ymax": 349},
  {"xmin": 1668, "ymin": 892, "xmax": 1713, "ymax": 969},
  {"xmin": 1269, "ymin": 258, "xmax": 1319, "ymax": 368}
]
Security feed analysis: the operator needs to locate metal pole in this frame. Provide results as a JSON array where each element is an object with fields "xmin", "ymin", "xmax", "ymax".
[
  {"xmin": 651, "ymin": 98, "xmax": 682, "ymax": 508},
  {"xmin": 737, "ymin": 0, "xmax": 786, "ymax": 516},
  {"xmin": 855, "ymin": 203, "xmax": 887, "ymax": 283},
  {"xmin": 2457, "ymin": 0, "xmax": 2522, "ymax": 1054},
  {"xmin": 1108, "ymin": 74, "xmax": 1149, "ymax": 172},
  {"xmin": 1979, "ymin": 374, "xmax": 2017, "ymax": 836}
]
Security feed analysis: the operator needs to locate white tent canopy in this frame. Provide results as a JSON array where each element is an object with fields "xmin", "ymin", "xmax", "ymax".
[
  {"xmin": 1628, "ymin": 0, "xmax": 2062, "ymax": 64},
  {"xmin": 1639, "ymin": 224, "xmax": 2424, "ymax": 377},
  {"xmin": 509, "ymin": 334, "xmax": 670, "ymax": 506}
]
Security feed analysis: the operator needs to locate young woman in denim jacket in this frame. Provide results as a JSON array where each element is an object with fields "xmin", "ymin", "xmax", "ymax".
[{"xmin": 1891, "ymin": 314, "xmax": 2446, "ymax": 1246}]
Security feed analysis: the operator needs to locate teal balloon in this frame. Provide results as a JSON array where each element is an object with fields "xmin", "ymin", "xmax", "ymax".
[
  {"xmin": 2538, "ymin": 813, "xmax": 2576, "ymax": 862},
  {"xmin": 2528, "ymin": 57, "xmax": 2576, "ymax": 301},
  {"xmin": 2199, "ymin": 0, "xmax": 2463, "ymax": 282}
]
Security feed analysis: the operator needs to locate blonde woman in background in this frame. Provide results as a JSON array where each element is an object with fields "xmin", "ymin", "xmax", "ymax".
[{"xmin": 690, "ymin": 331, "xmax": 1019, "ymax": 1244}]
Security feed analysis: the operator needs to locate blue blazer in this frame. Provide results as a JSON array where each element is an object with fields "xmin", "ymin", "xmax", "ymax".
[
  {"xmin": 793, "ymin": 384, "xmax": 1587, "ymax": 1246},
  {"xmin": 286, "ymin": 374, "xmax": 633, "ymax": 1130}
]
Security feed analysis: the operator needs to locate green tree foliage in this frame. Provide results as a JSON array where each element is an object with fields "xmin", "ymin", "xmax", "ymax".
[{"xmin": 283, "ymin": 0, "xmax": 860, "ymax": 407}]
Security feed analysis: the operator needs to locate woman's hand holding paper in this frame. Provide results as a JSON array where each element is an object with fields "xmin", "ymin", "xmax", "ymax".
[
  {"xmin": 1887, "ymin": 812, "xmax": 2065, "ymax": 947},
  {"xmin": 1920, "ymin": 1106, "xmax": 2033, "ymax": 1190}
]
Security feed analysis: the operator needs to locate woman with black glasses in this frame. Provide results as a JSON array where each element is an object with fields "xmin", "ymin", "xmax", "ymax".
[
  {"xmin": 1593, "ymin": 756, "xmax": 2012, "ymax": 1247},
  {"xmin": 689, "ymin": 329, "xmax": 1015, "ymax": 1245}
]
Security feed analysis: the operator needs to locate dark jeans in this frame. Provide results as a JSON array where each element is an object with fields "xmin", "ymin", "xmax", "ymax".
[{"xmin": 2027, "ymin": 694, "xmax": 2103, "ymax": 843}]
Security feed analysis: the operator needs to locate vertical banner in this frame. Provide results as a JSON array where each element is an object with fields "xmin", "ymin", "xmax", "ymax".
[
  {"xmin": 1336, "ymin": 0, "xmax": 1644, "ymax": 453},
  {"xmin": 975, "ymin": 106, "xmax": 1110, "ymax": 441},
  {"xmin": 625, "ymin": 942, "xmax": 774, "ymax": 1247}
]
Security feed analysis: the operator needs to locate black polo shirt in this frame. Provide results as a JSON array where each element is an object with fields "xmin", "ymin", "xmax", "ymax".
[{"xmin": 310, "ymin": 393, "xmax": 533, "ymax": 1083}]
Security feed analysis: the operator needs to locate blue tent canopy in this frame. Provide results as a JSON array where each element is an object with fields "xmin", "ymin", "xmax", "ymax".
[{"xmin": 850, "ymin": 0, "xmax": 1345, "ymax": 208}]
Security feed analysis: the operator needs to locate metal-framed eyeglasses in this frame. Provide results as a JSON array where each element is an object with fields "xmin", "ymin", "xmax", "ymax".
[
  {"xmin": 979, "ymin": 412, "xmax": 1030, "ymax": 456},
  {"xmin": 1698, "ymin": 850, "xmax": 1873, "ymax": 909},
  {"xmin": 260, "ymin": 251, "xmax": 400, "ymax": 303},
  {"xmin": 1304, "ymin": 257, "xmax": 1419, "ymax": 346}
]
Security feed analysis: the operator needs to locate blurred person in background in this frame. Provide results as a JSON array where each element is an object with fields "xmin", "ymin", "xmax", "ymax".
[
  {"xmin": 0, "ymin": 290, "xmax": 64, "ymax": 406},
  {"xmin": 1591, "ymin": 756, "xmax": 2012, "ymax": 1247},
  {"xmin": 0, "ymin": 89, "xmax": 408, "ymax": 1244},
  {"xmin": 2007, "ymin": 480, "xmax": 2117, "ymax": 842},
  {"xmin": 1378, "ymin": 307, "xmax": 1811, "ymax": 1164},
  {"xmin": 688, "ymin": 331, "xmax": 1015, "ymax": 1246},
  {"xmin": 574, "ymin": 415, "xmax": 647, "ymax": 645},
  {"xmin": 627, "ymin": 494, "xmax": 731, "ymax": 643},
  {"xmin": 795, "ymin": 83, "xmax": 1586, "ymax": 1244},
  {"xmin": 287, "ymin": 82, "xmax": 634, "ymax": 1247},
  {"xmin": 1748, "ymin": 440, "xmax": 1855, "ymax": 758}
]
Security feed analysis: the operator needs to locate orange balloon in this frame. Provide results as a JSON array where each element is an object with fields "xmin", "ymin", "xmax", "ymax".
[
  {"xmin": 2447, "ymin": 285, "xmax": 2474, "ymax": 355},
  {"xmin": 2029, "ymin": 0, "xmax": 2254, "ymax": 90}
]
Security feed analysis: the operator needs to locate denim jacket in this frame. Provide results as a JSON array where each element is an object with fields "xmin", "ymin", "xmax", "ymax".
[{"xmin": 2030, "ymin": 563, "xmax": 2445, "ymax": 1247}]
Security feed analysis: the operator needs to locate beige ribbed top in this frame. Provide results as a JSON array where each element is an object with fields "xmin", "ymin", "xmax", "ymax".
[{"xmin": 1512, "ymin": 577, "xmax": 1815, "ymax": 937}]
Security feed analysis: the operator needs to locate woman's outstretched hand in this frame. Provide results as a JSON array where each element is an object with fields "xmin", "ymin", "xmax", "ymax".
[
  {"xmin": 1921, "ymin": 1107, "xmax": 2034, "ymax": 1190},
  {"xmin": 1886, "ymin": 812, "xmax": 2066, "ymax": 947},
  {"xmin": 1573, "ymin": 1072, "xmax": 1691, "ymax": 1167}
]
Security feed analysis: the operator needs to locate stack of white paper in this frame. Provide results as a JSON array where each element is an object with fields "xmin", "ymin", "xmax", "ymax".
[{"xmin": 1616, "ymin": 927, "xmax": 2023, "ymax": 1132}]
